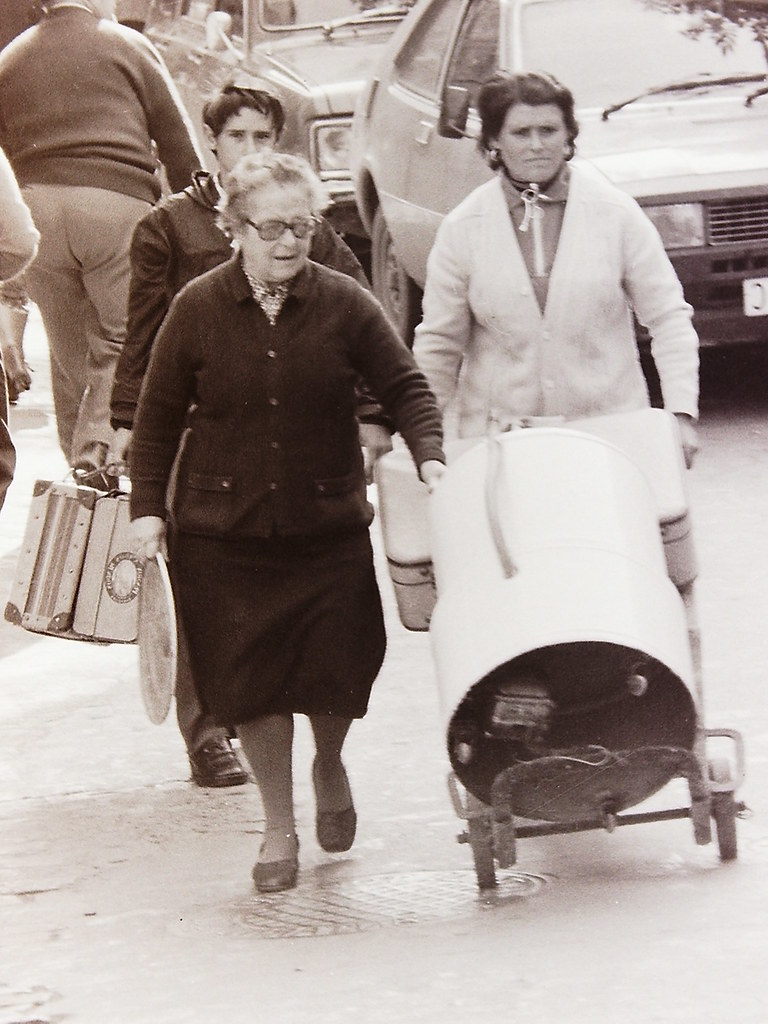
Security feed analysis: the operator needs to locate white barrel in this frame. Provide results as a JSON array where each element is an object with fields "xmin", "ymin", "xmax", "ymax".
[{"xmin": 427, "ymin": 429, "xmax": 698, "ymax": 808}]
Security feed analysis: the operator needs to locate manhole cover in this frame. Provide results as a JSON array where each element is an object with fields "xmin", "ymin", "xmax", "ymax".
[{"xmin": 237, "ymin": 869, "xmax": 547, "ymax": 939}]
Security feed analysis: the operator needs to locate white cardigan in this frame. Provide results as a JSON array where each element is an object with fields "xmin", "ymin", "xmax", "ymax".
[{"xmin": 413, "ymin": 164, "xmax": 699, "ymax": 438}]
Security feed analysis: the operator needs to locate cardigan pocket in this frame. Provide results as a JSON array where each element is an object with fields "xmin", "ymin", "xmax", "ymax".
[
  {"xmin": 313, "ymin": 472, "xmax": 357, "ymax": 497},
  {"xmin": 174, "ymin": 471, "xmax": 238, "ymax": 535},
  {"xmin": 187, "ymin": 472, "xmax": 234, "ymax": 493}
]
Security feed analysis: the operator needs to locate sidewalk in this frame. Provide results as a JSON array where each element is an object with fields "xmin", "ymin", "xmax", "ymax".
[{"xmin": 1, "ymin": 310, "xmax": 766, "ymax": 1024}]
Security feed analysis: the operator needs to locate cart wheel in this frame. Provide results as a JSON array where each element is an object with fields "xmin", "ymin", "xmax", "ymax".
[
  {"xmin": 465, "ymin": 794, "xmax": 497, "ymax": 889},
  {"xmin": 709, "ymin": 758, "xmax": 738, "ymax": 862}
]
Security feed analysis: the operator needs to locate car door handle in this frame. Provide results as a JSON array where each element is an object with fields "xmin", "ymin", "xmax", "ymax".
[{"xmin": 415, "ymin": 121, "xmax": 434, "ymax": 146}]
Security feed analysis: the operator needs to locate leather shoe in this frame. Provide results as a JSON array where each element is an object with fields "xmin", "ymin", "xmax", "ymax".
[
  {"xmin": 312, "ymin": 758, "xmax": 357, "ymax": 853},
  {"xmin": 252, "ymin": 835, "xmax": 299, "ymax": 893},
  {"xmin": 316, "ymin": 806, "xmax": 357, "ymax": 854},
  {"xmin": 189, "ymin": 737, "xmax": 250, "ymax": 788}
]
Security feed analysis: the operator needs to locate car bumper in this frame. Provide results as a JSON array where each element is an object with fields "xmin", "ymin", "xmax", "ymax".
[{"xmin": 672, "ymin": 245, "xmax": 768, "ymax": 348}]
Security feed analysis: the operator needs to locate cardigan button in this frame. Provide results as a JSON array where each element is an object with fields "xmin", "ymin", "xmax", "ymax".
[
  {"xmin": 267, "ymin": 349, "xmax": 277, "ymax": 358},
  {"xmin": 269, "ymin": 482, "xmax": 278, "ymax": 491},
  {"xmin": 269, "ymin": 397, "xmax": 279, "ymax": 406}
]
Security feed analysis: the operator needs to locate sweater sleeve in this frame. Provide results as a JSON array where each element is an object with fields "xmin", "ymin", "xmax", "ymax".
[
  {"xmin": 111, "ymin": 206, "xmax": 176, "ymax": 430},
  {"xmin": 347, "ymin": 287, "xmax": 445, "ymax": 470},
  {"xmin": 310, "ymin": 217, "xmax": 393, "ymax": 427},
  {"xmin": 621, "ymin": 202, "xmax": 700, "ymax": 419},
  {"xmin": 133, "ymin": 34, "xmax": 205, "ymax": 192},
  {"xmin": 128, "ymin": 290, "xmax": 199, "ymax": 521},
  {"xmin": 0, "ymin": 146, "xmax": 38, "ymax": 282},
  {"xmin": 412, "ymin": 214, "xmax": 473, "ymax": 414}
]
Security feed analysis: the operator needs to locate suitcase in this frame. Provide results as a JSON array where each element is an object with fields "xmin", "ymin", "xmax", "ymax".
[
  {"xmin": 72, "ymin": 492, "xmax": 142, "ymax": 642},
  {"xmin": 5, "ymin": 481, "xmax": 143, "ymax": 642},
  {"xmin": 5, "ymin": 479, "xmax": 98, "ymax": 635}
]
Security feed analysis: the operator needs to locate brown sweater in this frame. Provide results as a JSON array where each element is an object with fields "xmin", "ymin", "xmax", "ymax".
[{"xmin": 0, "ymin": 5, "xmax": 202, "ymax": 202}]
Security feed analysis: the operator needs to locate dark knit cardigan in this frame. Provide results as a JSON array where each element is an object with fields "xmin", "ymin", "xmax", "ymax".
[
  {"xmin": 129, "ymin": 256, "xmax": 445, "ymax": 539},
  {"xmin": 110, "ymin": 171, "xmax": 370, "ymax": 429}
]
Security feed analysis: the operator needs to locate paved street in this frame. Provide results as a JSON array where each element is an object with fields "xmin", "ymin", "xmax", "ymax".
[{"xmin": 1, "ymin": 311, "xmax": 767, "ymax": 1024}]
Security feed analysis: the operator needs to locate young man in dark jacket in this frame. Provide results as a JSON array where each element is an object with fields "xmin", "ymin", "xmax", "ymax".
[{"xmin": 109, "ymin": 78, "xmax": 391, "ymax": 788}]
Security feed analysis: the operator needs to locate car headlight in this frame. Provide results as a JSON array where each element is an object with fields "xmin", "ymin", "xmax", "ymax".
[
  {"xmin": 643, "ymin": 203, "xmax": 705, "ymax": 249},
  {"xmin": 312, "ymin": 119, "xmax": 352, "ymax": 179}
]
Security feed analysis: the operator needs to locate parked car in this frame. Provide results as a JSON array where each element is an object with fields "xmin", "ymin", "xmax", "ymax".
[
  {"xmin": 146, "ymin": 0, "xmax": 415, "ymax": 249},
  {"xmin": 350, "ymin": 0, "xmax": 768, "ymax": 343}
]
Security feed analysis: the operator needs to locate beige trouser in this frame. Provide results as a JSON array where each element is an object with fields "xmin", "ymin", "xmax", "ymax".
[{"xmin": 21, "ymin": 184, "xmax": 151, "ymax": 469}]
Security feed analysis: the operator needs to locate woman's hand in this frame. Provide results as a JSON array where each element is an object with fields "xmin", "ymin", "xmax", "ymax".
[
  {"xmin": 674, "ymin": 412, "xmax": 699, "ymax": 468},
  {"xmin": 130, "ymin": 515, "xmax": 167, "ymax": 561},
  {"xmin": 420, "ymin": 459, "xmax": 447, "ymax": 493}
]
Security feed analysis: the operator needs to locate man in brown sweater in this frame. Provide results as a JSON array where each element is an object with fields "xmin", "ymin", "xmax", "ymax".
[{"xmin": 0, "ymin": 0, "xmax": 203, "ymax": 483}]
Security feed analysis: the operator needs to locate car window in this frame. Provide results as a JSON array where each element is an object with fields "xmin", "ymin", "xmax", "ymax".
[
  {"xmin": 444, "ymin": 0, "xmax": 499, "ymax": 108},
  {"xmin": 394, "ymin": 0, "xmax": 466, "ymax": 98},
  {"xmin": 259, "ymin": 0, "xmax": 411, "ymax": 31},
  {"xmin": 519, "ymin": 0, "xmax": 768, "ymax": 109}
]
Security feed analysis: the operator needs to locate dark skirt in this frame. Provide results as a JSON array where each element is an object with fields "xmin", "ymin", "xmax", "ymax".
[{"xmin": 168, "ymin": 528, "xmax": 387, "ymax": 726}]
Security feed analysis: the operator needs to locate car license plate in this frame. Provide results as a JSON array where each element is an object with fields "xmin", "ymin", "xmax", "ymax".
[{"xmin": 743, "ymin": 277, "xmax": 768, "ymax": 316}]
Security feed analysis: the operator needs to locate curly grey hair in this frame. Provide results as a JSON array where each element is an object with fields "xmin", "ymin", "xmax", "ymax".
[{"xmin": 219, "ymin": 151, "xmax": 329, "ymax": 239}]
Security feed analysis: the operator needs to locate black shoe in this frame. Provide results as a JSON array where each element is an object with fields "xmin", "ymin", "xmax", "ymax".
[
  {"xmin": 316, "ymin": 806, "xmax": 357, "ymax": 854},
  {"xmin": 312, "ymin": 758, "xmax": 357, "ymax": 852},
  {"xmin": 189, "ymin": 737, "xmax": 250, "ymax": 787}
]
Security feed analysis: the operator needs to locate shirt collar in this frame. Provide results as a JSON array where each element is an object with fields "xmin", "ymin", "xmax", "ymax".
[
  {"xmin": 500, "ymin": 164, "xmax": 571, "ymax": 212},
  {"xmin": 231, "ymin": 254, "xmax": 314, "ymax": 304}
]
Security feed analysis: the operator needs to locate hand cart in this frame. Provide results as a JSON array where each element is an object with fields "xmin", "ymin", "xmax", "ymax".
[{"xmin": 376, "ymin": 410, "xmax": 746, "ymax": 889}]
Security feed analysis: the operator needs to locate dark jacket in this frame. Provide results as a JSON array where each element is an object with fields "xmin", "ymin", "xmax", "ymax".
[
  {"xmin": 129, "ymin": 256, "xmax": 444, "ymax": 538},
  {"xmin": 110, "ymin": 170, "xmax": 372, "ymax": 428},
  {"xmin": 0, "ymin": 6, "xmax": 201, "ymax": 202}
]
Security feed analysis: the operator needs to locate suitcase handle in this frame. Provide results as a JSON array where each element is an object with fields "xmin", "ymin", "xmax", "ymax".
[{"xmin": 69, "ymin": 464, "xmax": 129, "ymax": 494}]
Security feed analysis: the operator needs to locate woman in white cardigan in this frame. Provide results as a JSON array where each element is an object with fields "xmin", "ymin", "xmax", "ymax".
[{"xmin": 413, "ymin": 71, "xmax": 699, "ymax": 466}]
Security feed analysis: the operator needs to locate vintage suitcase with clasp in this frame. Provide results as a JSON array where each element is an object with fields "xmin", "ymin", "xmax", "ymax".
[
  {"xmin": 5, "ymin": 479, "xmax": 99, "ymax": 635},
  {"xmin": 5, "ymin": 481, "xmax": 142, "ymax": 642},
  {"xmin": 71, "ymin": 491, "xmax": 142, "ymax": 642}
]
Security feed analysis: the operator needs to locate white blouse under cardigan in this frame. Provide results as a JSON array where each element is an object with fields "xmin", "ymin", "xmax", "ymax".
[{"xmin": 413, "ymin": 163, "xmax": 699, "ymax": 439}]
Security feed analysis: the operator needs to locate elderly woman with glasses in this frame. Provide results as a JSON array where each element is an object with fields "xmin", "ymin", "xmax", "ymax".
[{"xmin": 128, "ymin": 151, "xmax": 446, "ymax": 893}]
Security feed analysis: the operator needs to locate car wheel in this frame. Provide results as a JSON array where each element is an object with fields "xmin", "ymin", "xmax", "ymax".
[{"xmin": 371, "ymin": 206, "xmax": 422, "ymax": 346}]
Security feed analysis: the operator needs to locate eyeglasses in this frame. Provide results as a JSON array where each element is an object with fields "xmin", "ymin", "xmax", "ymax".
[{"xmin": 245, "ymin": 217, "xmax": 318, "ymax": 241}]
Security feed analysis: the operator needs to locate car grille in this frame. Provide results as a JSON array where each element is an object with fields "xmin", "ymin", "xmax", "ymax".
[{"xmin": 708, "ymin": 196, "xmax": 768, "ymax": 245}]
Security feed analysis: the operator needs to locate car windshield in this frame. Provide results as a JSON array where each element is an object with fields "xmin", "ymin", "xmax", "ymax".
[
  {"xmin": 518, "ymin": 0, "xmax": 768, "ymax": 110},
  {"xmin": 257, "ymin": 0, "xmax": 414, "ymax": 32}
]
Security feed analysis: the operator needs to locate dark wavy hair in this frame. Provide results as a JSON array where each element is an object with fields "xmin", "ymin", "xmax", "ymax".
[
  {"xmin": 202, "ymin": 80, "xmax": 286, "ymax": 141},
  {"xmin": 478, "ymin": 71, "xmax": 579, "ymax": 168}
]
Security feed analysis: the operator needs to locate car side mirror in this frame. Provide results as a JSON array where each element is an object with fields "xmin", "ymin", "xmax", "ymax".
[{"xmin": 439, "ymin": 86, "xmax": 470, "ymax": 139}]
